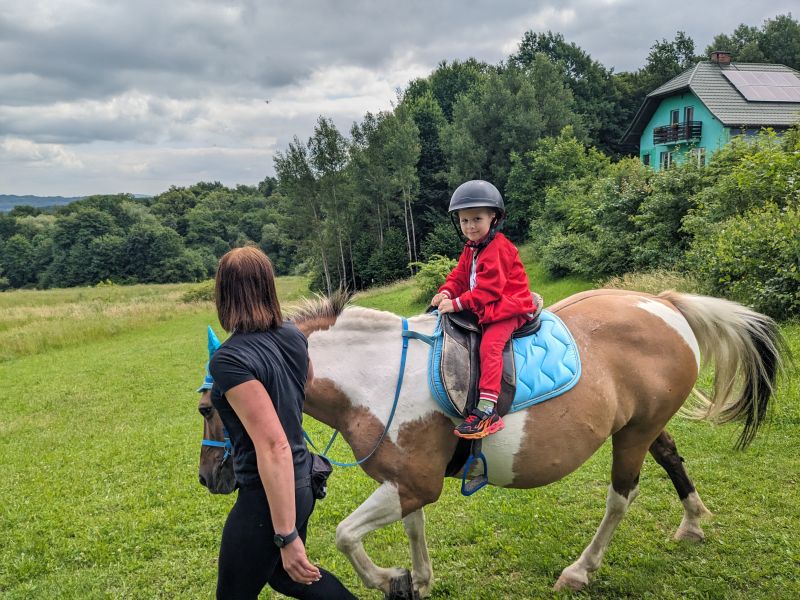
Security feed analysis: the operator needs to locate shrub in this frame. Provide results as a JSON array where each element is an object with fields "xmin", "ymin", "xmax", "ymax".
[
  {"xmin": 686, "ymin": 202, "xmax": 800, "ymax": 320},
  {"xmin": 410, "ymin": 254, "xmax": 458, "ymax": 302},
  {"xmin": 181, "ymin": 279, "xmax": 215, "ymax": 303}
]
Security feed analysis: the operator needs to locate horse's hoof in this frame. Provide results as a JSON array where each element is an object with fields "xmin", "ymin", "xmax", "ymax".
[
  {"xmin": 553, "ymin": 568, "xmax": 589, "ymax": 591},
  {"xmin": 674, "ymin": 525, "xmax": 705, "ymax": 542},
  {"xmin": 385, "ymin": 569, "xmax": 419, "ymax": 600}
]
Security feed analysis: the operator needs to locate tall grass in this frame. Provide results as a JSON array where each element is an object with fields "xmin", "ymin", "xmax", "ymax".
[{"xmin": 0, "ymin": 277, "xmax": 310, "ymax": 362}]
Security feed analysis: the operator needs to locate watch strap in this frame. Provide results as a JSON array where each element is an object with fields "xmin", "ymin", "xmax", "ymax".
[{"xmin": 274, "ymin": 528, "xmax": 299, "ymax": 548}]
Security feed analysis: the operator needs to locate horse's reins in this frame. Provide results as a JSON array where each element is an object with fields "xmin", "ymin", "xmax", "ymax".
[{"xmin": 303, "ymin": 318, "xmax": 435, "ymax": 467}]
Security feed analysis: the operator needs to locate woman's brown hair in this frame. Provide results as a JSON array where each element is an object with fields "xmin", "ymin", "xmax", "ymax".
[{"xmin": 215, "ymin": 246, "xmax": 283, "ymax": 333}]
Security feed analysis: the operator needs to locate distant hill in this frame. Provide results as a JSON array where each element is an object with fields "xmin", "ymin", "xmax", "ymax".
[
  {"xmin": 0, "ymin": 195, "xmax": 84, "ymax": 212},
  {"xmin": 0, "ymin": 194, "xmax": 152, "ymax": 212}
]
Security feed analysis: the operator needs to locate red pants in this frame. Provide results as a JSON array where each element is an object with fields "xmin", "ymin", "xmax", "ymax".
[{"xmin": 479, "ymin": 314, "xmax": 529, "ymax": 401}]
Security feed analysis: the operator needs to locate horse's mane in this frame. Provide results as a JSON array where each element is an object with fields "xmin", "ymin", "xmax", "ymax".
[{"xmin": 289, "ymin": 288, "xmax": 352, "ymax": 335}]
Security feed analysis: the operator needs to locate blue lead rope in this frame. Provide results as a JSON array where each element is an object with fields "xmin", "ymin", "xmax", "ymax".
[{"xmin": 304, "ymin": 318, "xmax": 433, "ymax": 467}]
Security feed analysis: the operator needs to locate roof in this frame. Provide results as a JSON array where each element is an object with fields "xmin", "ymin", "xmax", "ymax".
[{"xmin": 621, "ymin": 61, "xmax": 800, "ymax": 145}]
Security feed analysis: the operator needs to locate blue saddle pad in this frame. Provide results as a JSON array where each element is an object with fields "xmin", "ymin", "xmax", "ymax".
[{"xmin": 428, "ymin": 310, "xmax": 581, "ymax": 418}]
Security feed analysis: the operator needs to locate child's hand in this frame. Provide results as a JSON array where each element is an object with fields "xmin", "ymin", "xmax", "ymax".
[
  {"xmin": 431, "ymin": 293, "xmax": 447, "ymax": 307},
  {"xmin": 438, "ymin": 298, "xmax": 455, "ymax": 314}
]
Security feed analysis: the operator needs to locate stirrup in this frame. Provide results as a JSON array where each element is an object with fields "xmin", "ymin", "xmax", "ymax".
[{"xmin": 461, "ymin": 451, "xmax": 489, "ymax": 496}]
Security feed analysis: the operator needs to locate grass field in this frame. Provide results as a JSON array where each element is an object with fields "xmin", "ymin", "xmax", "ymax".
[{"xmin": 1, "ymin": 269, "xmax": 798, "ymax": 599}]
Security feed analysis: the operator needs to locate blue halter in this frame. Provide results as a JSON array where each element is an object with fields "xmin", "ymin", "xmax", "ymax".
[{"xmin": 202, "ymin": 428, "xmax": 232, "ymax": 464}]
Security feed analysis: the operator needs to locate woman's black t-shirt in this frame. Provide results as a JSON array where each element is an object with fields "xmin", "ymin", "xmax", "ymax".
[{"xmin": 209, "ymin": 322, "xmax": 312, "ymax": 487}]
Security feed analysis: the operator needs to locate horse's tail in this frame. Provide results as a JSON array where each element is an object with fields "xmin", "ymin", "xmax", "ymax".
[{"xmin": 659, "ymin": 291, "xmax": 789, "ymax": 449}]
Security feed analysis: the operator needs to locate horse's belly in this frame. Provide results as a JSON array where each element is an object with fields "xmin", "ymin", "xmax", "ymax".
[{"xmin": 478, "ymin": 403, "xmax": 611, "ymax": 489}]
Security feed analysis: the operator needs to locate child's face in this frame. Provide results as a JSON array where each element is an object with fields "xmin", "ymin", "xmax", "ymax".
[{"xmin": 458, "ymin": 207, "xmax": 494, "ymax": 242}]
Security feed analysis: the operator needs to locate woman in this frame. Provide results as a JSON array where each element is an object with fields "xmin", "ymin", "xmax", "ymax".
[{"xmin": 209, "ymin": 246, "xmax": 356, "ymax": 599}]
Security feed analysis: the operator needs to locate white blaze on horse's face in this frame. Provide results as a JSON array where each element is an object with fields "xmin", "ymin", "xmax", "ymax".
[
  {"xmin": 307, "ymin": 307, "xmax": 441, "ymax": 443},
  {"xmin": 636, "ymin": 299, "xmax": 701, "ymax": 370}
]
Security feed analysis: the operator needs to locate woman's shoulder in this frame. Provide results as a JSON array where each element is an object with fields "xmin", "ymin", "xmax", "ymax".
[{"xmin": 278, "ymin": 321, "xmax": 308, "ymax": 347}]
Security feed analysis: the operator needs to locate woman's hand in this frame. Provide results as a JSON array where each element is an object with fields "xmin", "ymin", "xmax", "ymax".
[
  {"xmin": 281, "ymin": 537, "xmax": 322, "ymax": 584},
  {"xmin": 430, "ymin": 292, "xmax": 447, "ymax": 307},
  {"xmin": 438, "ymin": 298, "xmax": 455, "ymax": 314}
]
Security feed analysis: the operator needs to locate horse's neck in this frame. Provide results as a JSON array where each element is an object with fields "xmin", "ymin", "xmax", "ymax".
[{"xmin": 304, "ymin": 308, "xmax": 439, "ymax": 434}]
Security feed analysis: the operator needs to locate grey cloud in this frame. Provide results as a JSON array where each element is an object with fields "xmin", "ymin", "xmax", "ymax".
[{"xmin": 2, "ymin": 0, "xmax": 797, "ymax": 196}]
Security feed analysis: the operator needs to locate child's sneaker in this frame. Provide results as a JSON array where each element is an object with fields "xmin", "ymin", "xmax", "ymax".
[{"xmin": 454, "ymin": 408, "xmax": 504, "ymax": 439}]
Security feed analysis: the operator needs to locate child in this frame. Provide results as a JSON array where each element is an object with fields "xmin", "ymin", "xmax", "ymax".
[{"xmin": 431, "ymin": 180, "xmax": 536, "ymax": 439}]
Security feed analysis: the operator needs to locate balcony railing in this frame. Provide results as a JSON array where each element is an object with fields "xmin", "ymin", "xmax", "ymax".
[{"xmin": 653, "ymin": 121, "xmax": 702, "ymax": 145}]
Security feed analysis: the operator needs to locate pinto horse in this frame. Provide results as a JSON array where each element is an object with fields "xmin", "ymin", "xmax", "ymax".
[{"xmin": 197, "ymin": 288, "xmax": 785, "ymax": 597}]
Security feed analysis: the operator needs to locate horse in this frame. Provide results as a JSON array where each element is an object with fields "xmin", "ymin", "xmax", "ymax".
[{"xmin": 196, "ymin": 288, "xmax": 786, "ymax": 598}]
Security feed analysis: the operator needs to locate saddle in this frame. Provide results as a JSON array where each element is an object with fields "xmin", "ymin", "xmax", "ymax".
[{"xmin": 437, "ymin": 293, "xmax": 544, "ymax": 419}]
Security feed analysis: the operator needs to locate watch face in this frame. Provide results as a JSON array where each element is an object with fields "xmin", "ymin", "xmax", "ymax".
[{"xmin": 273, "ymin": 534, "xmax": 285, "ymax": 547}]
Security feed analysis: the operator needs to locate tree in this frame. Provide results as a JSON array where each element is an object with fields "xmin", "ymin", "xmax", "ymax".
[
  {"xmin": 505, "ymin": 126, "xmax": 609, "ymax": 239},
  {"xmin": 405, "ymin": 58, "xmax": 490, "ymax": 122},
  {"xmin": 381, "ymin": 106, "xmax": 421, "ymax": 273},
  {"xmin": 512, "ymin": 31, "xmax": 622, "ymax": 154},
  {"xmin": 705, "ymin": 14, "xmax": 800, "ymax": 69},
  {"xmin": 706, "ymin": 24, "xmax": 766, "ymax": 62},
  {"xmin": 275, "ymin": 137, "xmax": 333, "ymax": 294},
  {"xmin": 150, "ymin": 187, "xmax": 199, "ymax": 236},
  {"xmin": 442, "ymin": 59, "xmax": 582, "ymax": 202},
  {"xmin": 759, "ymin": 14, "xmax": 800, "ymax": 69},
  {"xmin": 404, "ymin": 91, "xmax": 450, "ymax": 229},
  {"xmin": 643, "ymin": 31, "xmax": 698, "ymax": 86},
  {"xmin": 1, "ymin": 234, "xmax": 35, "ymax": 287},
  {"xmin": 308, "ymin": 117, "xmax": 353, "ymax": 289}
]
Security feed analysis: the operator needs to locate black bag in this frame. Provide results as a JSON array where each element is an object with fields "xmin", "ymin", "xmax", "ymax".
[{"xmin": 310, "ymin": 454, "xmax": 333, "ymax": 500}]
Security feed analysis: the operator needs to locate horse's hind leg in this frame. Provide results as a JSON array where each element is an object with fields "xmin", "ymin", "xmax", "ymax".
[
  {"xmin": 649, "ymin": 430, "xmax": 712, "ymax": 541},
  {"xmin": 554, "ymin": 436, "xmax": 648, "ymax": 591},
  {"xmin": 335, "ymin": 481, "xmax": 421, "ymax": 599}
]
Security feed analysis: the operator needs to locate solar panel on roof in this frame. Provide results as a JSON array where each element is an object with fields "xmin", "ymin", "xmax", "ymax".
[{"xmin": 721, "ymin": 70, "xmax": 800, "ymax": 102}]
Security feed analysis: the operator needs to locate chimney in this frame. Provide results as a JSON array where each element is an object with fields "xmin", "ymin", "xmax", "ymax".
[{"xmin": 710, "ymin": 51, "xmax": 732, "ymax": 65}]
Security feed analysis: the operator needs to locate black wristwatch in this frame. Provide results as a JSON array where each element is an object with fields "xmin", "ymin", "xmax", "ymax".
[{"xmin": 273, "ymin": 528, "xmax": 299, "ymax": 548}]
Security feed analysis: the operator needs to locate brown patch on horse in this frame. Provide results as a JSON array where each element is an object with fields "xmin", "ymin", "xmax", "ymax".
[
  {"xmin": 510, "ymin": 292, "xmax": 698, "ymax": 489},
  {"xmin": 289, "ymin": 289, "xmax": 351, "ymax": 337},
  {"xmin": 305, "ymin": 377, "xmax": 457, "ymax": 516}
]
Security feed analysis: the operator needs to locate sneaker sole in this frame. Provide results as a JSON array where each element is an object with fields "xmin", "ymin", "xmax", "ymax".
[{"xmin": 453, "ymin": 419, "xmax": 505, "ymax": 439}]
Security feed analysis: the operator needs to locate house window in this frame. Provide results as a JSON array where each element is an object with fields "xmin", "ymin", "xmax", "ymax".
[
  {"xmin": 684, "ymin": 106, "xmax": 694, "ymax": 122},
  {"xmin": 670, "ymin": 109, "xmax": 680, "ymax": 126},
  {"xmin": 660, "ymin": 151, "xmax": 673, "ymax": 169},
  {"xmin": 642, "ymin": 153, "xmax": 651, "ymax": 166},
  {"xmin": 690, "ymin": 147, "xmax": 706, "ymax": 166}
]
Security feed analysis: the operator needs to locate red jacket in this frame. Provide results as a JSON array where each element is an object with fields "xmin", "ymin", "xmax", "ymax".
[{"xmin": 438, "ymin": 233, "xmax": 535, "ymax": 324}]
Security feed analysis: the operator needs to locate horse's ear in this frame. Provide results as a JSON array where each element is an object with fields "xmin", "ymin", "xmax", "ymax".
[{"xmin": 208, "ymin": 325, "xmax": 222, "ymax": 357}]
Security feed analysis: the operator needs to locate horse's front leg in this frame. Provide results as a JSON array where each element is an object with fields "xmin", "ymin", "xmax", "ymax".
[
  {"xmin": 403, "ymin": 509, "xmax": 433, "ymax": 597},
  {"xmin": 336, "ymin": 481, "xmax": 420, "ymax": 598}
]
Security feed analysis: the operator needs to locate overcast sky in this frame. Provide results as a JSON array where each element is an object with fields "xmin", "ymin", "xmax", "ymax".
[{"xmin": 0, "ymin": 0, "xmax": 795, "ymax": 197}]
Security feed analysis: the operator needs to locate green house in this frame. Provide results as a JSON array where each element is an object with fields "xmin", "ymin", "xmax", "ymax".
[{"xmin": 621, "ymin": 52, "xmax": 800, "ymax": 170}]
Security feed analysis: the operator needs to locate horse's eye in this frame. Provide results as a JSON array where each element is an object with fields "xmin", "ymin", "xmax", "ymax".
[{"xmin": 198, "ymin": 406, "xmax": 214, "ymax": 419}]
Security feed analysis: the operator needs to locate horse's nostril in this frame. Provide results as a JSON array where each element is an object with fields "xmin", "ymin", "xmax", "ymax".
[{"xmin": 199, "ymin": 475, "xmax": 207, "ymax": 487}]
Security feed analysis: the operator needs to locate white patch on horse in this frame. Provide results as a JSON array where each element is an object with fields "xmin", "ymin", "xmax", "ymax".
[
  {"xmin": 636, "ymin": 299, "xmax": 701, "ymax": 369},
  {"xmin": 479, "ymin": 410, "xmax": 527, "ymax": 487},
  {"xmin": 308, "ymin": 308, "xmax": 445, "ymax": 445}
]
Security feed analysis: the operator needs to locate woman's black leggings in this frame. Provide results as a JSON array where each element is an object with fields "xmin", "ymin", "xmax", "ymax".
[{"xmin": 216, "ymin": 484, "xmax": 357, "ymax": 599}]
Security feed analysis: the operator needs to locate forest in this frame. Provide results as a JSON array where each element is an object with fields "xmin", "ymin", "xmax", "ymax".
[{"xmin": 1, "ymin": 14, "xmax": 798, "ymax": 319}]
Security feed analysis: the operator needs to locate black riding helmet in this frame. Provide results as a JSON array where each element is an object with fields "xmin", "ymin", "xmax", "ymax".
[{"xmin": 448, "ymin": 180, "xmax": 505, "ymax": 248}]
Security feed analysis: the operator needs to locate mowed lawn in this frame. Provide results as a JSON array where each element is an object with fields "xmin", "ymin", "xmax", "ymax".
[{"xmin": 1, "ymin": 273, "xmax": 798, "ymax": 599}]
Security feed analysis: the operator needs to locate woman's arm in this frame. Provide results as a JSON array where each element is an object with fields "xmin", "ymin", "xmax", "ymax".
[{"xmin": 225, "ymin": 380, "xmax": 321, "ymax": 584}]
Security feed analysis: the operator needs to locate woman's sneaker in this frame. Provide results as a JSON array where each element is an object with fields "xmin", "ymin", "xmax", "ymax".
[{"xmin": 454, "ymin": 408, "xmax": 504, "ymax": 439}]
